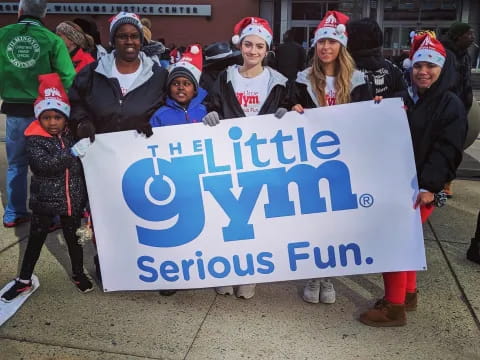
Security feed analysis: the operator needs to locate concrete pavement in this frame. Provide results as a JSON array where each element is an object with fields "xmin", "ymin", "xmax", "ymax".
[{"xmin": 0, "ymin": 114, "xmax": 479, "ymax": 359}]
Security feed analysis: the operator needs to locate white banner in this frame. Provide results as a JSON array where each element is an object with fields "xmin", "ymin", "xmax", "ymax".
[{"xmin": 82, "ymin": 98, "xmax": 426, "ymax": 292}]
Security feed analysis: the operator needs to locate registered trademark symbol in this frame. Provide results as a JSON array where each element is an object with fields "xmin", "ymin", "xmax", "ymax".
[{"xmin": 359, "ymin": 193, "xmax": 374, "ymax": 208}]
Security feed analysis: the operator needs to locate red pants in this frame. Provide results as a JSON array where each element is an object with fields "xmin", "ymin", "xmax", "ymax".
[{"xmin": 382, "ymin": 205, "xmax": 434, "ymax": 304}]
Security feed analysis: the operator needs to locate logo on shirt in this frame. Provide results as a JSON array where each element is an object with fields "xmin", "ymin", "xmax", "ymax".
[
  {"xmin": 6, "ymin": 35, "xmax": 40, "ymax": 68},
  {"xmin": 236, "ymin": 91, "xmax": 261, "ymax": 114}
]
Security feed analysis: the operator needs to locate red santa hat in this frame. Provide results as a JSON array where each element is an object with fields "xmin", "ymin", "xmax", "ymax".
[
  {"xmin": 34, "ymin": 73, "xmax": 70, "ymax": 119},
  {"xmin": 407, "ymin": 32, "xmax": 446, "ymax": 68},
  {"xmin": 231, "ymin": 17, "xmax": 273, "ymax": 47},
  {"xmin": 168, "ymin": 44, "xmax": 203, "ymax": 89},
  {"xmin": 312, "ymin": 11, "xmax": 349, "ymax": 47}
]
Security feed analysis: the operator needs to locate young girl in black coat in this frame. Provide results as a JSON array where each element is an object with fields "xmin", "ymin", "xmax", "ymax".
[{"xmin": 1, "ymin": 73, "xmax": 92, "ymax": 303}]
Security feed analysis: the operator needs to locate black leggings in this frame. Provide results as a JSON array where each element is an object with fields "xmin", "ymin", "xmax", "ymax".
[{"xmin": 19, "ymin": 214, "xmax": 83, "ymax": 280}]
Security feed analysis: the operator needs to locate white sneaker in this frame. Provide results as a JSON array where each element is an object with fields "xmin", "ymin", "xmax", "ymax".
[
  {"xmin": 319, "ymin": 279, "xmax": 336, "ymax": 304},
  {"xmin": 236, "ymin": 284, "xmax": 256, "ymax": 299},
  {"xmin": 216, "ymin": 286, "xmax": 234, "ymax": 295},
  {"xmin": 303, "ymin": 279, "xmax": 320, "ymax": 303}
]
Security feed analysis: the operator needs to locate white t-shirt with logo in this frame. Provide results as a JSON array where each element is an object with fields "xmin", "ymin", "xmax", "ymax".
[
  {"xmin": 112, "ymin": 60, "xmax": 143, "ymax": 96},
  {"xmin": 232, "ymin": 66, "xmax": 270, "ymax": 116},
  {"xmin": 325, "ymin": 75, "xmax": 336, "ymax": 106}
]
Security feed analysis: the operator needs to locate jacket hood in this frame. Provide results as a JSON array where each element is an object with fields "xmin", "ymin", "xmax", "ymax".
[
  {"xmin": 408, "ymin": 46, "xmax": 457, "ymax": 103},
  {"xmin": 24, "ymin": 120, "xmax": 53, "ymax": 138},
  {"xmin": 441, "ymin": 37, "xmax": 467, "ymax": 57},
  {"xmin": 164, "ymin": 87, "xmax": 208, "ymax": 111},
  {"xmin": 296, "ymin": 67, "xmax": 365, "ymax": 107},
  {"xmin": 226, "ymin": 65, "xmax": 288, "ymax": 93},
  {"xmin": 142, "ymin": 41, "xmax": 166, "ymax": 57},
  {"xmin": 95, "ymin": 51, "xmax": 156, "ymax": 93}
]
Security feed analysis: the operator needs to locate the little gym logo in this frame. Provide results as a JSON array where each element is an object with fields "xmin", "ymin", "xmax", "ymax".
[
  {"xmin": 7, "ymin": 35, "xmax": 40, "ymax": 68},
  {"xmin": 122, "ymin": 126, "xmax": 371, "ymax": 249}
]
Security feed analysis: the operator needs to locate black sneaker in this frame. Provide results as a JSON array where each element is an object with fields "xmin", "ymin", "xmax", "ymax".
[
  {"xmin": 1, "ymin": 279, "xmax": 33, "ymax": 302},
  {"xmin": 72, "ymin": 273, "xmax": 93, "ymax": 293}
]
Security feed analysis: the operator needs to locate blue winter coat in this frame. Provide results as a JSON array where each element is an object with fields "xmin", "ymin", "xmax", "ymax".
[{"xmin": 150, "ymin": 87, "xmax": 208, "ymax": 127}]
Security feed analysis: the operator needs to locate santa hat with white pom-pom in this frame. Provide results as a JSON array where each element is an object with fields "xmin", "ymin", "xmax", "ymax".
[
  {"xmin": 312, "ymin": 11, "xmax": 349, "ymax": 47},
  {"xmin": 407, "ymin": 32, "xmax": 446, "ymax": 69},
  {"xmin": 168, "ymin": 44, "xmax": 203, "ymax": 90},
  {"xmin": 231, "ymin": 17, "xmax": 273, "ymax": 47}
]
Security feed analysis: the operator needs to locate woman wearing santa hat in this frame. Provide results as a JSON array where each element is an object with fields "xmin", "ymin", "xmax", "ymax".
[
  {"xmin": 203, "ymin": 16, "xmax": 289, "ymax": 123},
  {"xmin": 360, "ymin": 33, "xmax": 467, "ymax": 327},
  {"xmin": 291, "ymin": 10, "xmax": 371, "ymax": 306},
  {"xmin": 202, "ymin": 16, "xmax": 289, "ymax": 299}
]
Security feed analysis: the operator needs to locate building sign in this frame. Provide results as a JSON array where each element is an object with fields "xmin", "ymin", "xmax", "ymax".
[{"xmin": 0, "ymin": 3, "xmax": 211, "ymax": 16}]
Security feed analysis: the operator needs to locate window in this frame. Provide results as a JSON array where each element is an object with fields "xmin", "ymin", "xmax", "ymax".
[
  {"xmin": 384, "ymin": 0, "xmax": 458, "ymax": 21},
  {"xmin": 291, "ymin": 1, "xmax": 339, "ymax": 20}
]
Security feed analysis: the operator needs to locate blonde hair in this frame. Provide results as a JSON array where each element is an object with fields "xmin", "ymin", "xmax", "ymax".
[{"xmin": 309, "ymin": 45, "xmax": 355, "ymax": 106}]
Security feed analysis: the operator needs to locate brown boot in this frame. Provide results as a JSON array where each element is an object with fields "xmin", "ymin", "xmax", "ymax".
[
  {"xmin": 360, "ymin": 300, "xmax": 406, "ymax": 327},
  {"xmin": 405, "ymin": 291, "xmax": 418, "ymax": 311}
]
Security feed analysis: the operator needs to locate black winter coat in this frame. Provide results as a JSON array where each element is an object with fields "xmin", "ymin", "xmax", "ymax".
[
  {"xmin": 25, "ymin": 120, "xmax": 87, "ymax": 217},
  {"xmin": 68, "ymin": 52, "xmax": 168, "ymax": 136},
  {"xmin": 207, "ymin": 65, "xmax": 289, "ymax": 119},
  {"xmin": 350, "ymin": 47, "xmax": 406, "ymax": 98},
  {"xmin": 403, "ymin": 54, "xmax": 467, "ymax": 193},
  {"xmin": 290, "ymin": 68, "xmax": 372, "ymax": 108},
  {"xmin": 275, "ymin": 41, "xmax": 306, "ymax": 81},
  {"xmin": 442, "ymin": 38, "xmax": 473, "ymax": 112}
]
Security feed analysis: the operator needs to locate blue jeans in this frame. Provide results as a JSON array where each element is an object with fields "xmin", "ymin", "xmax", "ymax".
[{"xmin": 4, "ymin": 115, "xmax": 33, "ymax": 223}]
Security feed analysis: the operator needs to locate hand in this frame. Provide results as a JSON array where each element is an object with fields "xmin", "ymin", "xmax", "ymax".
[
  {"xmin": 71, "ymin": 138, "xmax": 92, "ymax": 158},
  {"xmin": 77, "ymin": 121, "xmax": 95, "ymax": 142},
  {"xmin": 136, "ymin": 122, "xmax": 153, "ymax": 138},
  {"xmin": 292, "ymin": 104, "xmax": 304, "ymax": 114},
  {"xmin": 373, "ymin": 96, "xmax": 383, "ymax": 104},
  {"xmin": 202, "ymin": 111, "xmax": 220, "ymax": 126},
  {"xmin": 414, "ymin": 191, "xmax": 434, "ymax": 209},
  {"xmin": 274, "ymin": 108, "xmax": 288, "ymax": 119}
]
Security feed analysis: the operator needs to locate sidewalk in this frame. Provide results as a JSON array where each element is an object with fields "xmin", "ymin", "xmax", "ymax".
[{"xmin": 0, "ymin": 114, "xmax": 479, "ymax": 359}]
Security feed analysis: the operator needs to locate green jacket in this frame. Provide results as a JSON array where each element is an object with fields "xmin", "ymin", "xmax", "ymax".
[{"xmin": 0, "ymin": 16, "xmax": 75, "ymax": 107}]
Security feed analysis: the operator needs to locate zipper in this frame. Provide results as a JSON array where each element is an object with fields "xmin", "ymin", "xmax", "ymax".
[{"xmin": 59, "ymin": 135, "xmax": 72, "ymax": 216}]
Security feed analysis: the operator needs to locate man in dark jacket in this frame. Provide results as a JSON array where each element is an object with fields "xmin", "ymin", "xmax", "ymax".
[
  {"xmin": 441, "ymin": 22, "xmax": 475, "ymax": 112},
  {"xmin": 347, "ymin": 18, "xmax": 406, "ymax": 99},
  {"xmin": 0, "ymin": 0, "xmax": 76, "ymax": 228},
  {"xmin": 275, "ymin": 29, "xmax": 306, "ymax": 84},
  {"xmin": 440, "ymin": 22, "xmax": 474, "ymax": 197}
]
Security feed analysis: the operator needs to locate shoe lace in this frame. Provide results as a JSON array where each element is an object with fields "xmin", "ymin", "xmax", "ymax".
[
  {"xmin": 320, "ymin": 280, "xmax": 334, "ymax": 291},
  {"xmin": 306, "ymin": 279, "xmax": 320, "ymax": 290}
]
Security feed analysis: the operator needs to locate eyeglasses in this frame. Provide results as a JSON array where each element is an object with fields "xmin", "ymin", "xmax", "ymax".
[
  {"xmin": 115, "ymin": 33, "xmax": 141, "ymax": 41},
  {"xmin": 171, "ymin": 80, "xmax": 193, "ymax": 88}
]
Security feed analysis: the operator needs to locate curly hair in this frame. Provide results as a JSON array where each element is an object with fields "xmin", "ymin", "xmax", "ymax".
[{"xmin": 309, "ymin": 44, "xmax": 355, "ymax": 106}]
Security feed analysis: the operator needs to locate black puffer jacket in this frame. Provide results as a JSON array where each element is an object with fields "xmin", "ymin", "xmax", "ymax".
[
  {"xmin": 290, "ymin": 67, "xmax": 372, "ymax": 108},
  {"xmin": 403, "ymin": 53, "xmax": 467, "ymax": 193},
  {"xmin": 441, "ymin": 38, "xmax": 473, "ymax": 112},
  {"xmin": 207, "ymin": 65, "xmax": 289, "ymax": 119},
  {"xmin": 68, "ymin": 51, "xmax": 168, "ymax": 136},
  {"xmin": 25, "ymin": 120, "xmax": 87, "ymax": 216},
  {"xmin": 350, "ymin": 47, "xmax": 406, "ymax": 98}
]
